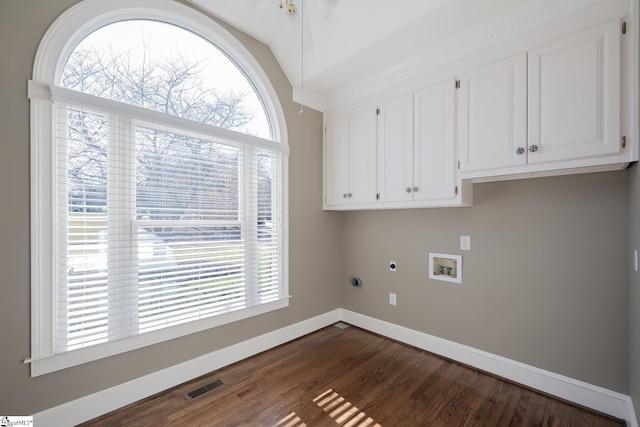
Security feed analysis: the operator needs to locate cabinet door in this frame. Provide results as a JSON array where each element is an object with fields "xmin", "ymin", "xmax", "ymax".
[
  {"xmin": 324, "ymin": 117, "xmax": 349, "ymax": 207},
  {"xmin": 528, "ymin": 20, "xmax": 621, "ymax": 164},
  {"xmin": 348, "ymin": 109, "xmax": 378, "ymax": 206},
  {"xmin": 378, "ymin": 94, "xmax": 414, "ymax": 202},
  {"xmin": 414, "ymin": 80, "xmax": 456, "ymax": 201},
  {"xmin": 458, "ymin": 54, "xmax": 527, "ymax": 173}
]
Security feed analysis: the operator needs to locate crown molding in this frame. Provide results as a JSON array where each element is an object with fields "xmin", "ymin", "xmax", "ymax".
[{"xmin": 322, "ymin": 0, "xmax": 600, "ymax": 111}]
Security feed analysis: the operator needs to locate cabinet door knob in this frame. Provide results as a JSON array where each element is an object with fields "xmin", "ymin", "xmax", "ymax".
[
  {"xmin": 515, "ymin": 147, "xmax": 525, "ymax": 155},
  {"xmin": 413, "ymin": 186, "xmax": 419, "ymax": 192},
  {"xmin": 343, "ymin": 193, "xmax": 348, "ymax": 199},
  {"xmin": 348, "ymin": 193, "xmax": 353, "ymax": 198},
  {"xmin": 528, "ymin": 145, "xmax": 539, "ymax": 153},
  {"xmin": 406, "ymin": 187, "xmax": 412, "ymax": 193}
]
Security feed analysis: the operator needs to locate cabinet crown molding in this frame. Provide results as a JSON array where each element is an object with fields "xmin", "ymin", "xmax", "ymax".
[{"xmin": 324, "ymin": 0, "xmax": 600, "ymax": 111}]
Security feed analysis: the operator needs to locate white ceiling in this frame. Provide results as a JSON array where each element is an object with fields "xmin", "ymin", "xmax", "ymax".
[{"xmin": 186, "ymin": 0, "xmax": 588, "ymax": 111}]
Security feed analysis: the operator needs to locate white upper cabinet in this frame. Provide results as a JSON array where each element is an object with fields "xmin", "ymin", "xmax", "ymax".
[
  {"xmin": 324, "ymin": 117, "xmax": 349, "ymax": 208},
  {"xmin": 323, "ymin": 10, "xmax": 634, "ymax": 210},
  {"xmin": 459, "ymin": 19, "xmax": 624, "ymax": 179},
  {"xmin": 326, "ymin": 83, "xmax": 464, "ymax": 211},
  {"xmin": 457, "ymin": 54, "xmax": 528, "ymax": 173},
  {"xmin": 324, "ymin": 109, "xmax": 377, "ymax": 209},
  {"xmin": 377, "ymin": 94, "xmax": 414, "ymax": 203},
  {"xmin": 377, "ymin": 82, "xmax": 460, "ymax": 207},
  {"xmin": 348, "ymin": 109, "xmax": 378, "ymax": 205},
  {"xmin": 413, "ymin": 80, "xmax": 457, "ymax": 201},
  {"xmin": 528, "ymin": 19, "xmax": 621, "ymax": 164}
]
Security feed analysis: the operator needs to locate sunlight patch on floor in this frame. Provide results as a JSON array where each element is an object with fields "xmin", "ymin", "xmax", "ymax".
[
  {"xmin": 313, "ymin": 389, "xmax": 382, "ymax": 427},
  {"xmin": 275, "ymin": 411, "xmax": 307, "ymax": 427}
]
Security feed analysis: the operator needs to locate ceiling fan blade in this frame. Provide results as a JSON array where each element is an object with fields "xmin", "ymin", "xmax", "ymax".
[{"xmin": 314, "ymin": 0, "xmax": 340, "ymax": 18}]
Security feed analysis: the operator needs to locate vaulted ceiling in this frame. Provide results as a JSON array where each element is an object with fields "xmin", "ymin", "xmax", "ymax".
[{"xmin": 187, "ymin": 0, "xmax": 596, "ymax": 111}]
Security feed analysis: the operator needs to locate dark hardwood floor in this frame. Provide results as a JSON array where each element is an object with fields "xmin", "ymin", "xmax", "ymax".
[{"xmin": 79, "ymin": 324, "xmax": 625, "ymax": 426}]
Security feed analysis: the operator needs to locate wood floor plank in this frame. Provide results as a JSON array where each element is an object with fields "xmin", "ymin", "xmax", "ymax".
[
  {"xmin": 361, "ymin": 349, "xmax": 446, "ymax": 425},
  {"xmin": 450, "ymin": 370, "xmax": 500, "ymax": 426},
  {"xmin": 78, "ymin": 325, "xmax": 625, "ymax": 427},
  {"xmin": 400, "ymin": 361, "xmax": 478, "ymax": 424},
  {"xmin": 467, "ymin": 379, "xmax": 514, "ymax": 426}
]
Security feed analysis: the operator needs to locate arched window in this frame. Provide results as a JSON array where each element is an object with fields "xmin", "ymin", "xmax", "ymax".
[{"xmin": 28, "ymin": 0, "xmax": 288, "ymax": 376}]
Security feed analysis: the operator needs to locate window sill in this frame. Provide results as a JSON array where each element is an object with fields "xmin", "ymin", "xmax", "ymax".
[{"xmin": 27, "ymin": 297, "xmax": 289, "ymax": 377}]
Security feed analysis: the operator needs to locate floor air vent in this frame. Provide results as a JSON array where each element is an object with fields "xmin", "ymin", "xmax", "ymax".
[{"xmin": 185, "ymin": 379, "xmax": 224, "ymax": 401}]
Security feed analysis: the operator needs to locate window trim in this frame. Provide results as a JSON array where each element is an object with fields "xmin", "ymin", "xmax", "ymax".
[{"xmin": 28, "ymin": 0, "xmax": 289, "ymax": 377}]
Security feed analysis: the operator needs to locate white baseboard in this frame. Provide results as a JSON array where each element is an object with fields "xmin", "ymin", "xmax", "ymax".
[
  {"xmin": 339, "ymin": 309, "xmax": 633, "ymax": 423},
  {"xmin": 33, "ymin": 310, "xmax": 342, "ymax": 427},
  {"xmin": 34, "ymin": 308, "xmax": 637, "ymax": 426}
]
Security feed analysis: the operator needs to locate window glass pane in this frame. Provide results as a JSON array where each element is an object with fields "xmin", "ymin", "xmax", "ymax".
[
  {"xmin": 137, "ymin": 227, "xmax": 245, "ymax": 333},
  {"xmin": 61, "ymin": 20, "xmax": 271, "ymax": 139},
  {"xmin": 62, "ymin": 108, "xmax": 109, "ymax": 351},
  {"xmin": 257, "ymin": 150, "xmax": 281, "ymax": 302},
  {"xmin": 135, "ymin": 127, "xmax": 239, "ymax": 222},
  {"xmin": 134, "ymin": 127, "xmax": 247, "ymax": 332}
]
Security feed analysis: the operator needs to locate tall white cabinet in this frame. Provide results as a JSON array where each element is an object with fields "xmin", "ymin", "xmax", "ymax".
[
  {"xmin": 457, "ymin": 54, "xmax": 528, "ymax": 173},
  {"xmin": 413, "ymin": 80, "xmax": 457, "ymax": 202},
  {"xmin": 377, "ymin": 94, "xmax": 414, "ymax": 203},
  {"xmin": 324, "ymin": 117, "xmax": 349, "ymax": 207},
  {"xmin": 528, "ymin": 19, "xmax": 621, "ymax": 164},
  {"xmin": 377, "ymin": 82, "xmax": 458, "ymax": 205},
  {"xmin": 324, "ymin": 109, "xmax": 377, "ymax": 209}
]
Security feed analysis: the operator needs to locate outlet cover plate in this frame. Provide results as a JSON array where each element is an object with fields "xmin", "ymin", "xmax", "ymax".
[{"xmin": 460, "ymin": 236, "xmax": 471, "ymax": 251}]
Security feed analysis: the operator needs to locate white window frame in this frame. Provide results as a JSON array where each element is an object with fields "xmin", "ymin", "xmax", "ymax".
[{"xmin": 28, "ymin": 0, "xmax": 289, "ymax": 377}]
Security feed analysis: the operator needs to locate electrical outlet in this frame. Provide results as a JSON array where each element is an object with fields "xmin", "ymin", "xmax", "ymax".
[{"xmin": 389, "ymin": 293, "xmax": 397, "ymax": 306}]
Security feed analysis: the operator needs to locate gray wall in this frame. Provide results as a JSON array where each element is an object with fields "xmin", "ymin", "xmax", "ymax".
[
  {"xmin": 0, "ymin": 0, "xmax": 341, "ymax": 415},
  {"xmin": 630, "ymin": 164, "xmax": 640, "ymax": 412},
  {"xmin": 0, "ymin": 0, "xmax": 634, "ymax": 417},
  {"xmin": 341, "ymin": 171, "xmax": 630, "ymax": 393}
]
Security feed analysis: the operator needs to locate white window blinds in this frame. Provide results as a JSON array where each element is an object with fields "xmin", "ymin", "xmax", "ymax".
[{"xmin": 52, "ymin": 90, "xmax": 284, "ymax": 353}]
